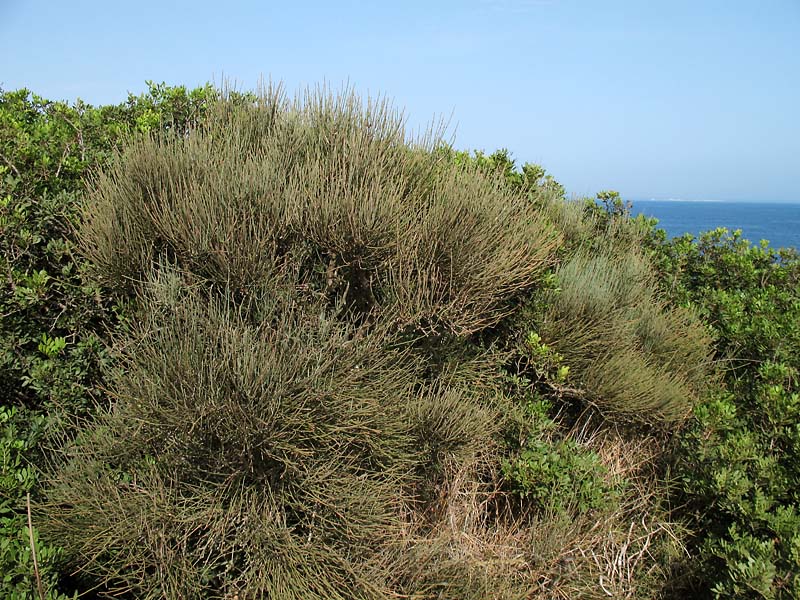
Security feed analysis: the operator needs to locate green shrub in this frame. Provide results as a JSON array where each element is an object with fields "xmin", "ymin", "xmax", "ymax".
[
  {"xmin": 502, "ymin": 396, "xmax": 623, "ymax": 515},
  {"xmin": 436, "ymin": 146, "xmax": 566, "ymax": 204},
  {"xmin": 0, "ymin": 82, "xmax": 214, "ymax": 599},
  {"xmin": 515, "ymin": 249, "xmax": 713, "ymax": 425},
  {"xmin": 678, "ymin": 371, "xmax": 800, "ymax": 598},
  {"xmin": 79, "ymin": 87, "xmax": 560, "ymax": 337},
  {"xmin": 652, "ymin": 228, "xmax": 800, "ymax": 598},
  {"xmin": 41, "ymin": 87, "xmax": 563, "ymax": 597},
  {"xmin": 1, "ymin": 407, "xmax": 75, "ymax": 600}
]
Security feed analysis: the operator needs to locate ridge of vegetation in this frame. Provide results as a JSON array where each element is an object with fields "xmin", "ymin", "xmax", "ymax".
[{"xmin": 1, "ymin": 82, "xmax": 797, "ymax": 599}]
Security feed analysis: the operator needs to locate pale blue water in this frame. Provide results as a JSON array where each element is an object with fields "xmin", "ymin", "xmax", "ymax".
[{"xmin": 631, "ymin": 200, "xmax": 800, "ymax": 251}]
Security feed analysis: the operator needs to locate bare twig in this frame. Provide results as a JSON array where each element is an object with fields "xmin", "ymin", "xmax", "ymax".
[
  {"xmin": 0, "ymin": 149, "xmax": 21, "ymax": 178},
  {"xmin": 54, "ymin": 142, "xmax": 71, "ymax": 179},
  {"xmin": 59, "ymin": 111, "xmax": 86, "ymax": 162},
  {"xmin": 4, "ymin": 259, "xmax": 17, "ymax": 292},
  {"xmin": 26, "ymin": 491, "xmax": 46, "ymax": 600}
]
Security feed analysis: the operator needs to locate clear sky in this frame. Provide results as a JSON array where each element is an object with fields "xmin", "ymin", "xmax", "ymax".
[{"xmin": 2, "ymin": 0, "xmax": 798, "ymax": 202}]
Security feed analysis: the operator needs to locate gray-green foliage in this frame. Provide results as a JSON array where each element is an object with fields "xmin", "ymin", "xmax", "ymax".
[{"xmin": 520, "ymin": 249, "xmax": 713, "ymax": 425}]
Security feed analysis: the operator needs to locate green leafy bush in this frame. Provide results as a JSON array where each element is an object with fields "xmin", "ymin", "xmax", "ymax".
[
  {"xmin": 502, "ymin": 396, "xmax": 623, "ymax": 515},
  {"xmin": 0, "ymin": 82, "xmax": 214, "ymax": 599},
  {"xmin": 656, "ymin": 229, "xmax": 800, "ymax": 599},
  {"xmin": 1, "ymin": 406, "xmax": 74, "ymax": 600}
]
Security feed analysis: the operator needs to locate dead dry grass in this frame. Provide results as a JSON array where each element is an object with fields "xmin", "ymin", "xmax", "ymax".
[{"xmin": 377, "ymin": 417, "xmax": 689, "ymax": 600}]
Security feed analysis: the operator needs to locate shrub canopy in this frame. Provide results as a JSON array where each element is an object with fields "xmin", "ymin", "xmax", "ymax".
[
  {"xmin": 80, "ymin": 86, "xmax": 560, "ymax": 336},
  {"xmin": 43, "ymin": 87, "xmax": 564, "ymax": 598}
]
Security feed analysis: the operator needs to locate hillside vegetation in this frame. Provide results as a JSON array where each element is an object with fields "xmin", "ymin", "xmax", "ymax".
[{"xmin": 1, "ymin": 83, "xmax": 798, "ymax": 599}]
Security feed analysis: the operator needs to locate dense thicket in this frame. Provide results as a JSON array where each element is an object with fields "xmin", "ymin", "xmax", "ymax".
[
  {"xmin": 658, "ymin": 231, "xmax": 800, "ymax": 598},
  {"xmin": 1, "ymin": 83, "xmax": 797, "ymax": 599},
  {"xmin": 1, "ymin": 83, "xmax": 214, "ymax": 599},
  {"xmin": 43, "ymin": 87, "xmax": 565, "ymax": 598}
]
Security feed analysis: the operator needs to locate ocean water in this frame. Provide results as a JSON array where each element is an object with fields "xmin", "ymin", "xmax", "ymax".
[{"xmin": 631, "ymin": 200, "xmax": 800, "ymax": 251}]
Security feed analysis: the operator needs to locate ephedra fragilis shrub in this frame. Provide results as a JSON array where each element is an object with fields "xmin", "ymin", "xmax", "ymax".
[
  {"xmin": 42, "ymin": 86, "xmax": 562, "ymax": 598},
  {"xmin": 79, "ymin": 85, "xmax": 560, "ymax": 336}
]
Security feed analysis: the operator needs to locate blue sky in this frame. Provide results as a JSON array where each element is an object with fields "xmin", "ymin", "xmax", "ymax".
[{"xmin": 2, "ymin": 0, "xmax": 798, "ymax": 202}]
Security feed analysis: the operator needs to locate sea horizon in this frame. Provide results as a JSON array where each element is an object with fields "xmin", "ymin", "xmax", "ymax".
[
  {"xmin": 629, "ymin": 199, "xmax": 800, "ymax": 250},
  {"xmin": 632, "ymin": 198, "xmax": 800, "ymax": 205}
]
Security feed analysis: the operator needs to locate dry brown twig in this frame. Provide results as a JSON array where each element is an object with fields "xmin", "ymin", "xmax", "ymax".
[{"xmin": 26, "ymin": 491, "xmax": 46, "ymax": 600}]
